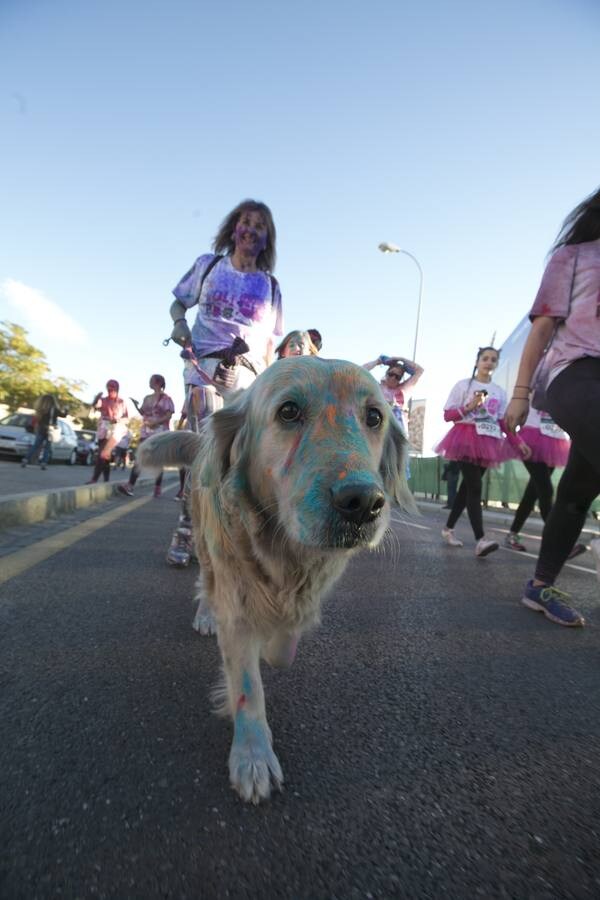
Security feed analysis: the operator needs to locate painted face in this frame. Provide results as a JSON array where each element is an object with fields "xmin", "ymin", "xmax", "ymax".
[
  {"xmin": 149, "ymin": 376, "xmax": 162, "ymax": 391},
  {"xmin": 281, "ymin": 335, "xmax": 309, "ymax": 358},
  {"xmin": 233, "ymin": 210, "xmax": 268, "ymax": 256},
  {"xmin": 476, "ymin": 350, "xmax": 499, "ymax": 378}
]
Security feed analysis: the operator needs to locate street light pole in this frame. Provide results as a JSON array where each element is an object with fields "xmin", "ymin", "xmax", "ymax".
[{"xmin": 378, "ymin": 242, "xmax": 424, "ymax": 362}]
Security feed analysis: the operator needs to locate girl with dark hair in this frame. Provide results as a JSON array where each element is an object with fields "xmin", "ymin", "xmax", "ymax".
[
  {"xmin": 505, "ymin": 186, "xmax": 600, "ymax": 627},
  {"xmin": 21, "ymin": 394, "xmax": 65, "ymax": 470},
  {"xmin": 165, "ymin": 199, "xmax": 283, "ymax": 566},
  {"xmin": 119, "ymin": 375, "xmax": 174, "ymax": 498},
  {"xmin": 435, "ymin": 346, "xmax": 519, "ymax": 556},
  {"xmin": 86, "ymin": 380, "xmax": 129, "ymax": 484}
]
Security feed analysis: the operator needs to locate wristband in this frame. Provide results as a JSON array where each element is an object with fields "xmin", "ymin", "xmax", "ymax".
[{"xmin": 173, "ymin": 317, "xmax": 186, "ymax": 324}]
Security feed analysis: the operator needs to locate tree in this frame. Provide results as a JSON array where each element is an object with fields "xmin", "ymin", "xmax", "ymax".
[{"xmin": 0, "ymin": 321, "xmax": 86, "ymax": 413}]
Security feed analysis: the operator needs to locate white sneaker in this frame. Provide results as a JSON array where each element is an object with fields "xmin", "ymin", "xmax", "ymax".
[
  {"xmin": 590, "ymin": 539, "xmax": 600, "ymax": 582},
  {"xmin": 442, "ymin": 527, "xmax": 463, "ymax": 547},
  {"xmin": 475, "ymin": 537, "xmax": 499, "ymax": 557}
]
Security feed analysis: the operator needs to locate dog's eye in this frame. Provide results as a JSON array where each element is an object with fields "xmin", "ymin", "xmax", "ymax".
[
  {"xmin": 366, "ymin": 407, "xmax": 383, "ymax": 429},
  {"xmin": 278, "ymin": 401, "xmax": 302, "ymax": 423}
]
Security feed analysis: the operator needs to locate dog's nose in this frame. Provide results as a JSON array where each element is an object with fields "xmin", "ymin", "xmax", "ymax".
[{"xmin": 331, "ymin": 483, "xmax": 386, "ymax": 525}]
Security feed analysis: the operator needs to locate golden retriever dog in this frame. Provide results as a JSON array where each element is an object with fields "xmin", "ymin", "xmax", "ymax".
[{"xmin": 139, "ymin": 357, "xmax": 414, "ymax": 803}]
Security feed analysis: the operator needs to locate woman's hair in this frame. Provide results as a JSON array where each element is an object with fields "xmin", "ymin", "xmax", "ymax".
[
  {"xmin": 35, "ymin": 394, "xmax": 57, "ymax": 418},
  {"xmin": 150, "ymin": 374, "xmax": 166, "ymax": 390},
  {"xmin": 552, "ymin": 186, "xmax": 600, "ymax": 250},
  {"xmin": 275, "ymin": 330, "xmax": 319, "ymax": 359},
  {"xmin": 307, "ymin": 328, "xmax": 322, "ymax": 351},
  {"xmin": 213, "ymin": 199, "xmax": 277, "ymax": 271}
]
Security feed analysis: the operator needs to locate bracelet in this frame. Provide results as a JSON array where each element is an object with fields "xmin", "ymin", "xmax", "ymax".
[
  {"xmin": 511, "ymin": 395, "xmax": 530, "ymax": 401},
  {"xmin": 513, "ymin": 384, "xmax": 531, "ymax": 390},
  {"xmin": 173, "ymin": 317, "xmax": 186, "ymax": 324}
]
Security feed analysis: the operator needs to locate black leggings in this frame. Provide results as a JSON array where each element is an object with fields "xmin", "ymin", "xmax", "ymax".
[
  {"xmin": 510, "ymin": 462, "xmax": 555, "ymax": 534},
  {"xmin": 535, "ymin": 358, "xmax": 600, "ymax": 585},
  {"xmin": 445, "ymin": 462, "xmax": 487, "ymax": 540},
  {"xmin": 91, "ymin": 438, "xmax": 111, "ymax": 483}
]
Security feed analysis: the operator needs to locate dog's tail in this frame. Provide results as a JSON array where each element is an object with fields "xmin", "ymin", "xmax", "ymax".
[{"xmin": 137, "ymin": 431, "xmax": 202, "ymax": 471}]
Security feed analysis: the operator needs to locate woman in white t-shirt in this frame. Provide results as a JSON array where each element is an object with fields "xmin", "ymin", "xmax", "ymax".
[
  {"xmin": 505, "ymin": 186, "xmax": 600, "ymax": 627},
  {"xmin": 165, "ymin": 199, "xmax": 284, "ymax": 568},
  {"xmin": 435, "ymin": 346, "xmax": 519, "ymax": 557}
]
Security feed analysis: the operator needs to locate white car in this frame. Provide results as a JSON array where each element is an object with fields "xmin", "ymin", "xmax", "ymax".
[{"xmin": 0, "ymin": 412, "xmax": 79, "ymax": 465}]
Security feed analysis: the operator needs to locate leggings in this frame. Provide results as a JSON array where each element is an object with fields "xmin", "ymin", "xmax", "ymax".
[
  {"xmin": 179, "ymin": 384, "xmax": 224, "ymax": 522},
  {"xmin": 510, "ymin": 462, "xmax": 555, "ymax": 535},
  {"xmin": 535, "ymin": 357, "xmax": 600, "ymax": 585},
  {"xmin": 445, "ymin": 462, "xmax": 487, "ymax": 541},
  {"xmin": 91, "ymin": 438, "xmax": 111, "ymax": 482}
]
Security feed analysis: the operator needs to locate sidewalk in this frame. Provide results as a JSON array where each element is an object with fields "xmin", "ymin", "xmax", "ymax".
[{"xmin": 0, "ymin": 459, "xmax": 178, "ymax": 530}]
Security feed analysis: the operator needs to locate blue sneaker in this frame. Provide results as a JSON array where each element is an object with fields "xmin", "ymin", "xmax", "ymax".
[{"xmin": 521, "ymin": 580, "xmax": 585, "ymax": 627}]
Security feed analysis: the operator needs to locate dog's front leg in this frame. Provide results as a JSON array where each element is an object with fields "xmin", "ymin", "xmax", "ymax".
[
  {"xmin": 218, "ymin": 621, "xmax": 283, "ymax": 804},
  {"xmin": 262, "ymin": 630, "xmax": 300, "ymax": 668}
]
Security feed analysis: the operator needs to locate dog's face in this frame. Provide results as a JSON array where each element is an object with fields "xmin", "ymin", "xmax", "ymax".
[{"xmin": 210, "ymin": 358, "xmax": 412, "ymax": 552}]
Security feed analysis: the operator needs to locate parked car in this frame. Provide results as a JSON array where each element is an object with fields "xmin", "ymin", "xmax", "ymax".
[
  {"xmin": 0, "ymin": 412, "xmax": 79, "ymax": 464},
  {"xmin": 74, "ymin": 429, "xmax": 99, "ymax": 466}
]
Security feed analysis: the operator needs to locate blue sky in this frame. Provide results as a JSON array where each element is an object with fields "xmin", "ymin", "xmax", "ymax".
[{"xmin": 1, "ymin": 0, "xmax": 599, "ymax": 448}]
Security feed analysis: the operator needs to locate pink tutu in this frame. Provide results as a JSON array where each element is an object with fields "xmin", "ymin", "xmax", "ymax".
[
  {"xmin": 434, "ymin": 423, "xmax": 516, "ymax": 468},
  {"xmin": 518, "ymin": 426, "xmax": 570, "ymax": 467}
]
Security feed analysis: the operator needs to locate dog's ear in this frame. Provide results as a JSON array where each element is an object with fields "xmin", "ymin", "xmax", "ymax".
[
  {"xmin": 379, "ymin": 415, "xmax": 417, "ymax": 513},
  {"xmin": 205, "ymin": 390, "xmax": 250, "ymax": 480}
]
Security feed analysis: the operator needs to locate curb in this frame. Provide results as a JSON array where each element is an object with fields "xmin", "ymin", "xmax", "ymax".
[{"xmin": 0, "ymin": 476, "xmax": 177, "ymax": 531}]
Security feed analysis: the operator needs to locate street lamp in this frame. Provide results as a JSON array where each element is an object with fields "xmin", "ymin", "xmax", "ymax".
[{"xmin": 378, "ymin": 242, "xmax": 424, "ymax": 362}]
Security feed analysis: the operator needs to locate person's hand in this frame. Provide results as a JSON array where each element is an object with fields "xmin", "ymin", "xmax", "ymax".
[
  {"xmin": 519, "ymin": 441, "xmax": 532, "ymax": 460},
  {"xmin": 380, "ymin": 355, "xmax": 397, "ymax": 366},
  {"xmin": 93, "ymin": 392, "xmax": 102, "ymax": 403},
  {"xmin": 505, "ymin": 398, "xmax": 530, "ymax": 432},
  {"xmin": 171, "ymin": 318, "xmax": 191, "ymax": 348},
  {"xmin": 464, "ymin": 392, "xmax": 486, "ymax": 413}
]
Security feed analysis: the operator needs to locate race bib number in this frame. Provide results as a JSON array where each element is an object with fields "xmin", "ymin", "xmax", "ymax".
[
  {"xmin": 539, "ymin": 421, "xmax": 563, "ymax": 439},
  {"xmin": 475, "ymin": 419, "xmax": 502, "ymax": 439}
]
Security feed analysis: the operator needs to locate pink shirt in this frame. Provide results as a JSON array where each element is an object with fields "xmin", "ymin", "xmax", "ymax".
[
  {"xmin": 530, "ymin": 238, "xmax": 600, "ymax": 384},
  {"xmin": 140, "ymin": 392, "xmax": 175, "ymax": 439}
]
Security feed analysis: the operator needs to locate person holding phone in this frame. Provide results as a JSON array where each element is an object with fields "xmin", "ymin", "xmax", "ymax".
[{"xmin": 434, "ymin": 346, "xmax": 518, "ymax": 556}]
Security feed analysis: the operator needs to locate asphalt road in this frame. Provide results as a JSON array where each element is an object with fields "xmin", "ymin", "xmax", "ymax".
[{"xmin": 1, "ymin": 484, "xmax": 600, "ymax": 899}]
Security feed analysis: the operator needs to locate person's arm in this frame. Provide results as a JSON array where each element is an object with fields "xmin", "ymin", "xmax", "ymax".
[
  {"xmin": 170, "ymin": 299, "xmax": 192, "ymax": 348},
  {"xmin": 504, "ymin": 316, "xmax": 556, "ymax": 432},
  {"xmin": 398, "ymin": 357, "xmax": 424, "ymax": 390},
  {"xmin": 362, "ymin": 357, "xmax": 383, "ymax": 371}
]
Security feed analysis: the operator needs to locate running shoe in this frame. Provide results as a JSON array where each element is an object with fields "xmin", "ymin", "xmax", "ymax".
[
  {"xmin": 167, "ymin": 518, "xmax": 193, "ymax": 567},
  {"xmin": 441, "ymin": 527, "xmax": 463, "ymax": 547},
  {"xmin": 173, "ymin": 489, "xmax": 184, "ymax": 501},
  {"xmin": 566, "ymin": 543, "xmax": 586, "ymax": 560},
  {"xmin": 475, "ymin": 537, "xmax": 499, "ymax": 557},
  {"xmin": 521, "ymin": 580, "xmax": 584, "ymax": 627},
  {"xmin": 118, "ymin": 484, "xmax": 134, "ymax": 497},
  {"xmin": 504, "ymin": 532, "xmax": 527, "ymax": 552}
]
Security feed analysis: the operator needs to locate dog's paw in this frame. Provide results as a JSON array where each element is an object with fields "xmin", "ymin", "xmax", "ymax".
[
  {"xmin": 229, "ymin": 714, "xmax": 283, "ymax": 804},
  {"xmin": 192, "ymin": 606, "xmax": 217, "ymax": 635},
  {"xmin": 191, "ymin": 596, "xmax": 217, "ymax": 635}
]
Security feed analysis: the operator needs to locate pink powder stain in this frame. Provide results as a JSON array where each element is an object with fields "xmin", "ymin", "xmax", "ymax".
[
  {"xmin": 338, "ymin": 470, "xmax": 348, "ymax": 480},
  {"xmin": 283, "ymin": 431, "xmax": 302, "ymax": 473},
  {"xmin": 237, "ymin": 694, "xmax": 247, "ymax": 710}
]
